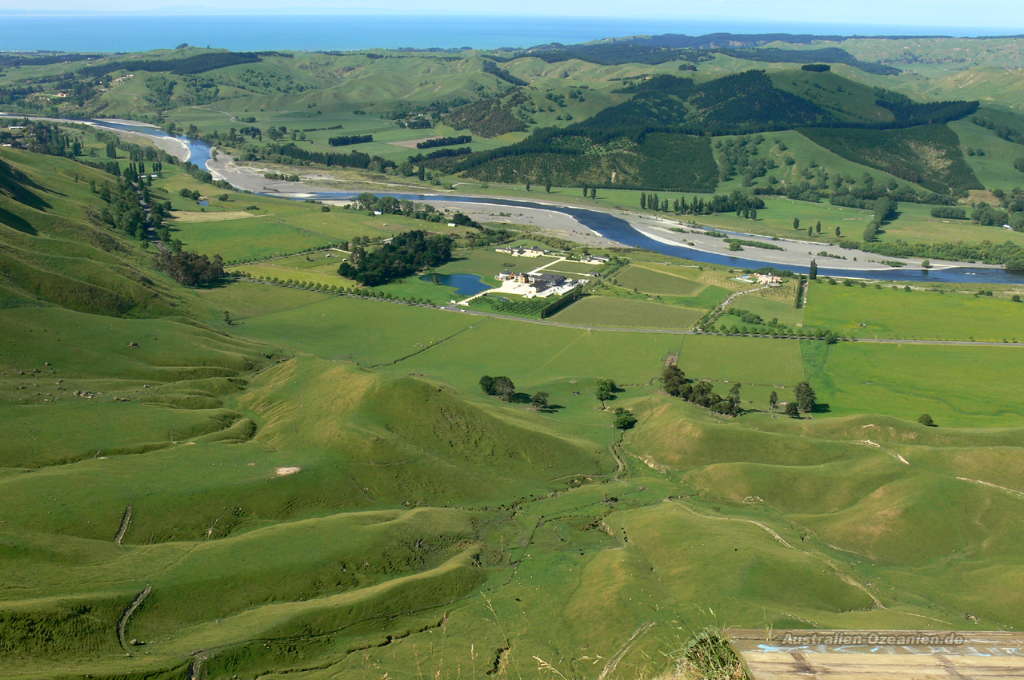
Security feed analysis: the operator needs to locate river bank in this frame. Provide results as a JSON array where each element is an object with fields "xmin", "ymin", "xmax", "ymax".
[{"xmin": 14, "ymin": 116, "xmax": 1020, "ymax": 283}]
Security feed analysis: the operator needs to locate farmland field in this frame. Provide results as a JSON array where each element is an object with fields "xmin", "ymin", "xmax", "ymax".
[
  {"xmin": 614, "ymin": 263, "xmax": 706, "ymax": 295},
  {"xmin": 805, "ymin": 280, "xmax": 1024, "ymax": 341},
  {"xmin": 803, "ymin": 340, "xmax": 1024, "ymax": 427},
  {"xmin": 552, "ymin": 295, "xmax": 703, "ymax": 329}
]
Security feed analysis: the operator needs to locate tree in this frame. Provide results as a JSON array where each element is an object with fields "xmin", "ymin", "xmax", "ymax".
[
  {"xmin": 863, "ymin": 221, "xmax": 879, "ymax": 242},
  {"xmin": 918, "ymin": 413, "xmax": 937, "ymax": 427},
  {"xmin": 662, "ymin": 365, "xmax": 688, "ymax": 397},
  {"xmin": 769, "ymin": 391, "xmax": 778, "ymax": 412},
  {"xmin": 794, "ymin": 382, "xmax": 816, "ymax": 413},
  {"xmin": 815, "ymin": 221, "xmax": 822, "ymax": 234},
  {"xmin": 531, "ymin": 391, "xmax": 550, "ymax": 411},
  {"xmin": 525, "ymin": 180, "xmax": 531, "ymax": 192},
  {"xmin": 545, "ymin": 182, "xmax": 552, "ymax": 193},
  {"xmin": 613, "ymin": 408, "xmax": 637, "ymax": 430},
  {"xmin": 834, "ymin": 226, "xmax": 841, "ymax": 237},
  {"xmin": 784, "ymin": 401, "xmax": 800, "ymax": 418},
  {"xmin": 793, "ymin": 217, "xmax": 800, "ymax": 230},
  {"xmin": 492, "ymin": 376, "xmax": 516, "ymax": 402},
  {"xmin": 479, "ymin": 375, "xmax": 496, "ymax": 395},
  {"xmin": 596, "ymin": 378, "xmax": 617, "ymax": 406},
  {"xmin": 808, "ymin": 259, "xmax": 818, "ymax": 280},
  {"xmin": 223, "ymin": 310, "xmax": 233, "ymax": 326}
]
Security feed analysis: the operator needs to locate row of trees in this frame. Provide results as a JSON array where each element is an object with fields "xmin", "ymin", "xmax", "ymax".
[
  {"xmin": 662, "ymin": 365, "xmax": 742, "ymax": 416},
  {"xmin": 663, "ymin": 364, "xmax": 817, "ymax": 417},
  {"xmin": 416, "ymin": 135, "xmax": 471, "ymax": 149},
  {"xmin": 862, "ymin": 196, "xmax": 897, "ymax": 242},
  {"xmin": 640, "ymin": 190, "xmax": 765, "ymax": 217},
  {"xmin": 328, "ymin": 134, "xmax": 373, "ymax": 147}
]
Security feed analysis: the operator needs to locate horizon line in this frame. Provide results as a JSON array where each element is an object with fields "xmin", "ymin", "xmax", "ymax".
[{"xmin": 0, "ymin": 12, "xmax": 1020, "ymax": 34}]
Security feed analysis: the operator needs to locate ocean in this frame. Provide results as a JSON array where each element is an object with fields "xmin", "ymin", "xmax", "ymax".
[{"xmin": 0, "ymin": 14, "xmax": 1019, "ymax": 53}]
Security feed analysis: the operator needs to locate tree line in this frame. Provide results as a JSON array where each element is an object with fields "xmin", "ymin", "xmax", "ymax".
[
  {"xmin": 416, "ymin": 135, "xmax": 472, "ymax": 149},
  {"xmin": 328, "ymin": 134, "xmax": 373, "ymax": 147},
  {"xmin": 641, "ymin": 190, "xmax": 765, "ymax": 218}
]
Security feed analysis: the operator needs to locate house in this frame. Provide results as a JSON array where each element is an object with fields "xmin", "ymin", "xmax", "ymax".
[
  {"xmin": 532, "ymin": 273, "xmax": 566, "ymax": 292},
  {"xmin": 494, "ymin": 246, "xmax": 546, "ymax": 257},
  {"xmin": 754, "ymin": 273, "xmax": 783, "ymax": 286},
  {"xmin": 579, "ymin": 254, "xmax": 610, "ymax": 265}
]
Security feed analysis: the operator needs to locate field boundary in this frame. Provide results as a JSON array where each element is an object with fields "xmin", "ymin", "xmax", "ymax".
[{"xmin": 239, "ymin": 278, "xmax": 1024, "ymax": 347}]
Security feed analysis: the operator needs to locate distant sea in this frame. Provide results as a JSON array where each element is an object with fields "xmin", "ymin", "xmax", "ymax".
[{"xmin": 0, "ymin": 15, "xmax": 1019, "ymax": 53}]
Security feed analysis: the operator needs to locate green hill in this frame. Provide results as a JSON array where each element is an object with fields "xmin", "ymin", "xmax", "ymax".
[
  {"xmin": 450, "ymin": 69, "xmax": 980, "ymax": 193},
  {"xmin": 4, "ymin": 39, "xmax": 1024, "ymax": 678}
]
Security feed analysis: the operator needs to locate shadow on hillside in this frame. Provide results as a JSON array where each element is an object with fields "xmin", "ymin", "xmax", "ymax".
[
  {"xmin": 0, "ymin": 205, "xmax": 36, "ymax": 234},
  {"xmin": 0, "ymin": 160, "xmax": 53, "ymax": 211}
]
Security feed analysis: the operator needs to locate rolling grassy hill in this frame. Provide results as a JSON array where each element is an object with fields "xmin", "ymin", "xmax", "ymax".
[{"xmin": 5, "ymin": 38, "xmax": 1024, "ymax": 678}]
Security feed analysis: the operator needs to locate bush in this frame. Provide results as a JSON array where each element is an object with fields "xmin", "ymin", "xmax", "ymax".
[{"xmin": 613, "ymin": 408, "xmax": 637, "ymax": 430}]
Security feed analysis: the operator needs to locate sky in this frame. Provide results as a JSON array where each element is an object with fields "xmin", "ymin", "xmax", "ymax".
[{"xmin": 0, "ymin": 0, "xmax": 1021, "ymax": 31}]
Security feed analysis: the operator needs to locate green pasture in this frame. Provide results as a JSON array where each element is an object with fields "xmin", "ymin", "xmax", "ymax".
[
  {"xmin": 882, "ymin": 201, "xmax": 1024, "ymax": 246},
  {"xmin": 803, "ymin": 340, "xmax": 1024, "ymax": 427},
  {"xmin": 806, "ymin": 280, "xmax": 1024, "ymax": 341},
  {"xmin": 614, "ymin": 263, "xmax": 706, "ymax": 296},
  {"xmin": 552, "ymin": 295, "xmax": 703, "ymax": 329}
]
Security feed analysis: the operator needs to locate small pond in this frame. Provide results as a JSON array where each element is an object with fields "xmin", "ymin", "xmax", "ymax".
[{"xmin": 419, "ymin": 272, "xmax": 490, "ymax": 296}]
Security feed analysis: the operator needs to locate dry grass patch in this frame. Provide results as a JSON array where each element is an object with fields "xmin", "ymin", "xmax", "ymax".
[{"xmin": 172, "ymin": 210, "xmax": 257, "ymax": 223}]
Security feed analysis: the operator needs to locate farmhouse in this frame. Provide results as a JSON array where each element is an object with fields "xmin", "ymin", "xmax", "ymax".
[
  {"xmin": 754, "ymin": 273, "xmax": 783, "ymax": 286},
  {"xmin": 495, "ymin": 246, "xmax": 550, "ymax": 258},
  {"xmin": 495, "ymin": 270, "xmax": 579, "ymax": 298}
]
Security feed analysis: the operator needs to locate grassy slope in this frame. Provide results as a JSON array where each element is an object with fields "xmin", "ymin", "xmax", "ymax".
[
  {"xmin": 949, "ymin": 113, "xmax": 1024, "ymax": 191},
  {"xmin": 5, "ymin": 50, "xmax": 1024, "ymax": 676}
]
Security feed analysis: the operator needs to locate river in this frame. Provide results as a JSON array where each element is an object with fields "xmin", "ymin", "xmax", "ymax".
[{"xmin": 77, "ymin": 120, "xmax": 1024, "ymax": 284}]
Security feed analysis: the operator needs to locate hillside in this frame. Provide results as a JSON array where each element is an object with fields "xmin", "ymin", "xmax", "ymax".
[
  {"xmin": 0, "ymin": 41, "xmax": 1012, "ymax": 201},
  {"xmin": 448, "ymin": 69, "xmax": 982, "ymax": 193},
  {"xmin": 5, "ymin": 36, "xmax": 1024, "ymax": 678}
]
